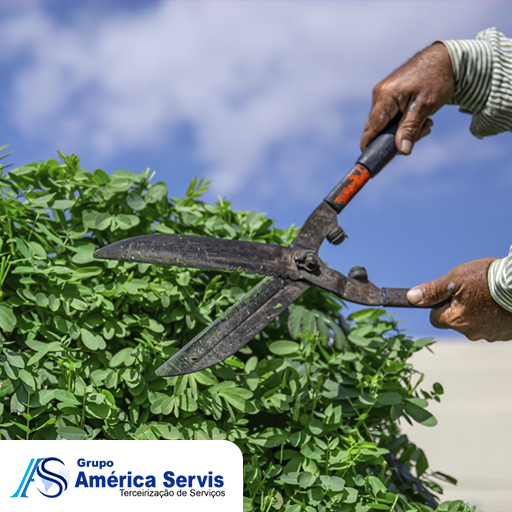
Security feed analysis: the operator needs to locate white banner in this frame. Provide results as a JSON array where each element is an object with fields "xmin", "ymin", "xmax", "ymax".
[{"xmin": 0, "ymin": 440, "xmax": 242, "ymax": 511}]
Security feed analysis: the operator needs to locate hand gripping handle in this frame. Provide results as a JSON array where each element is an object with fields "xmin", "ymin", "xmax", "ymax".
[{"xmin": 325, "ymin": 117, "xmax": 399, "ymax": 213}]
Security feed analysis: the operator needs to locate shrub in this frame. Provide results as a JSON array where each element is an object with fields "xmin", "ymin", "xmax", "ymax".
[{"xmin": 0, "ymin": 152, "xmax": 472, "ymax": 511}]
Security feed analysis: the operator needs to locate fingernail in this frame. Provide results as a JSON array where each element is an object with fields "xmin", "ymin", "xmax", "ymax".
[
  {"xmin": 407, "ymin": 287, "xmax": 423, "ymax": 304},
  {"xmin": 401, "ymin": 139, "xmax": 413, "ymax": 155}
]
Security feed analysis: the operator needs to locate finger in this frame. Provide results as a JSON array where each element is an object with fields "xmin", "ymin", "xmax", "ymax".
[
  {"xmin": 407, "ymin": 277, "xmax": 457, "ymax": 307},
  {"xmin": 417, "ymin": 118, "xmax": 433, "ymax": 142},
  {"xmin": 396, "ymin": 102, "xmax": 432, "ymax": 155},
  {"xmin": 360, "ymin": 93, "xmax": 401, "ymax": 151},
  {"xmin": 429, "ymin": 302, "xmax": 452, "ymax": 329}
]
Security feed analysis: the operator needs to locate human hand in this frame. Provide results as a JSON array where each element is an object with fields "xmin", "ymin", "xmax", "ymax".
[
  {"xmin": 361, "ymin": 43, "xmax": 455, "ymax": 155},
  {"xmin": 406, "ymin": 258, "xmax": 512, "ymax": 342}
]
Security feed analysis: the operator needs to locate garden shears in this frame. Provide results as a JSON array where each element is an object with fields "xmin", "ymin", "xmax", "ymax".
[{"xmin": 94, "ymin": 119, "xmax": 417, "ymax": 377}]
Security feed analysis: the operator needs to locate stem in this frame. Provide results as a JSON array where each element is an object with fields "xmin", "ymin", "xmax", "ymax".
[
  {"xmin": 81, "ymin": 389, "xmax": 86, "ymax": 429},
  {"xmin": 26, "ymin": 395, "xmax": 31, "ymax": 440}
]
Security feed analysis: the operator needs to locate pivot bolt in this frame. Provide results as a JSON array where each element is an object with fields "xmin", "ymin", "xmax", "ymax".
[
  {"xmin": 295, "ymin": 251, "xmax": 319, "ymax": 272},
  {"xmin": 327, "ymin": 226, "xmax": 347, "ymax": 245},
  {"xmin": 348, "ymin": 266, "xmax": 369, "ymax": 283}
]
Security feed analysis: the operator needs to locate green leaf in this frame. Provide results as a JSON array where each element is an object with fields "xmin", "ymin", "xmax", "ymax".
[
  {"xmin": 367, "ymin": 475, "xmax": 387, "ymax": 495},
  {"xmin": 404, "ymin": 401, "xmax": 437, "ymax": 427},
  {"xmin": 342, "ymin": 487, "xmax": 359, "ymax": 504},
  {"xmin": 217, "ymin": 387, "xmax": 253, "ymax": 411},
  {"xmin": 4, "ymin": 349, "xmax": 24, "ymax": 368},
  {"xmin": 416, "ymin": 449, "xmax": 428, "ymax": 476},
  {"xmin": 433, "ymin": 382, "xmax": 444, "ymax": 395},
  {"xmin": 0, "ymin": 304, "xmax": 16, "ymax": 332},
  {"xmin": 54, "ymin": 390, "xmax": 80, "ymax": 406},
  {"xmin": 145, "ymin": 183, "xmax": 167, "ymax": 203},
  {"xmin": 243, "ymin": 497, "xmax": 253, "ymax": 512},
  {"xmin": 92, "ymin": 168, "xmax": 111, "ymax": 185},
  {"xmin": 412, "ymin": 337, "xmax": 435, "ymax": 350},
  {"xmin": 297, "ymin": 471, "xmax": 316, "ymax": 488},
  {"xmin": 35, "ymin": 293, "xmax": 49, "ymax": 307},
  {"xmin": 115, "ymin": 214, "xmax": 140, "ymax": 230},
  {"xmin": 377, "ymin": 392, "xmax": 403, "ymax": 406},
  {"xmin": 437, "ymin": 501, "xmax": 469, "ymax": 512},
  {"xmin": 72, "ymin": 266, "xmax": 103, "ymax": 280},
  {"xmin": 110, "ymin": 347, "xmax": 136, "ymax": 367},
  {"xmin": 51, "ymin": 199, "xmax": 75, "ymax": 210},
  {"xmin": 18, "ymin": 369, "xmax": 36, "ymax": 392},
  {"xmin": 269, "ymin": 340, "xmax": 300, "ymax": 356},
  {"xmin": 126, "ymin": 192, "xmax": 146, "ymax": 211},
  {"xmin": 70, "ymin": 298, "xmax": 88, "ymax": 311},
  {"xmin": 280, "ymin": 472, "xmax": 299, "ymax": 485},
  {"xmin": 308, "ymin": 418, "xmax": 323, "ymax": 436},
  {"xmin": 320, "ymin": 475, "xmax": 345, "ymax": 492},
  {"xmin": 58, "ymin": 426, "xmax": 88, "ymax": 440},
  {"xmin": 81, "ymin": 328, "xmax": 100, "ymax": 350},
  {"xmin": 48, "ymin": 295, "xmax": 61, "ymax": 312}
]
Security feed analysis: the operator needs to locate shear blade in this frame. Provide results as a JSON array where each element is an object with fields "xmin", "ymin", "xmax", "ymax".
[
  {"xmin": 156, "ymin": 276, "xmax": 309, "ymax": 376},
  {"xmin": 94, "ymin": 233, "xmax": 295, "ymax": 278}
]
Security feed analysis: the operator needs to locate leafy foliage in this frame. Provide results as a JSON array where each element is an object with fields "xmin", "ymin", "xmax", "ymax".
[{"xmin": 0, "ymin": 152, "xmax": 472, "ymax": 511}]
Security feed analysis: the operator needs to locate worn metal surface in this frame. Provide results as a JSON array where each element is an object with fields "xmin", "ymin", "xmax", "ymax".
[
  {"xmin": 155, "ymin": 276, "xmax": 309, "ymax": 376},
  {"xmin": 93, "ymin": 234, "xmax": 303, "ymax": 279}
]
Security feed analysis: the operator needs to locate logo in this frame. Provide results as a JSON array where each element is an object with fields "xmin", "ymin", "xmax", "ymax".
[{"xmin": 11, "ymin": 457, "xmax": 70, "ymax": 498}]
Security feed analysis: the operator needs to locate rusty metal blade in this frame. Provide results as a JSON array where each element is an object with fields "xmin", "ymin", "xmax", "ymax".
[
  {"xmin": 93, "ymin": 234, "xmax": 297, "ymax": 278},
  {"xmin": 156, "ymin": 276, "xmax": 309, "ymax": 376}
]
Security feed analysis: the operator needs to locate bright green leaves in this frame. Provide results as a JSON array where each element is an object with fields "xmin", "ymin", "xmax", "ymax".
[{"xmin": 0, "ymin": 153, "xmax": 467, "ymax": 512}]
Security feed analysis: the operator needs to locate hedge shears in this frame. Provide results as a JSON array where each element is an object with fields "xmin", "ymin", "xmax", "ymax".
[{"xmin": 94, "ymin": 119, "xmax": 418, "ymax": 376}]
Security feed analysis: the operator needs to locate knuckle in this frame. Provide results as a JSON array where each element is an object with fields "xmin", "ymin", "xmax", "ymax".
[
  {"xmin": 400, "ymin": 118, "xmax": 422, "ymax": 138},
  {"xmin": 424, "ymin": 281, "xmax": 441, "ymax": 303}
]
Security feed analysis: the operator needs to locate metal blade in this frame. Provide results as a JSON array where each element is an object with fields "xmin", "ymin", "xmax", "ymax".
[
  {"xmin": 156, "ymin": 276, "xmax": 309, "ymax": 376},
  {"xmin": 94, "ymin": 234, "xmax": 297, "ymax": 278}
]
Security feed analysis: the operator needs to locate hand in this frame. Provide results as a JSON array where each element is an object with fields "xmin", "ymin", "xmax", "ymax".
[
  {"xmin": 361, "ymin": 43, "xmax": 455, "ymax": 155},
  {"xmin": 406, "ymin": 258, "xmax": 512, "ymax": 342}
]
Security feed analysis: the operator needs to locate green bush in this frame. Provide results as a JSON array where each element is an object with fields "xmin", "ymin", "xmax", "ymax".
[{"xmin": 0, "ymin": 152, "xmax": 472, "ymax": 511}]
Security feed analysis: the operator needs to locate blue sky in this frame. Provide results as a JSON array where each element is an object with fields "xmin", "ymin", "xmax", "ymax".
[{"xmin": 1, "ymin": 1, "xmax": 511, "ymax": 341}]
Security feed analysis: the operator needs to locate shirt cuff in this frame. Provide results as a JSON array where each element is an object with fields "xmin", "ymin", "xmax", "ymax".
[
  {"xmin": 441, "ymin": 27, "xmax": 512, "ymax": 138},
  {"xmin": 441, "ymin": 38, "xmax": 493, "ymax": 121},
  {"xmin": 488, "ymin": 251, "xmax": 512, "ymax": 313}
]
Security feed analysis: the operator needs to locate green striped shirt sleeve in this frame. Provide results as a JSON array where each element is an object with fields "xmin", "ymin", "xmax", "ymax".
[
  {"xmin": 442, "ymin": 27, "xmax": 512, "ymax": 137},
  {"xmin": 488, "ymin": 250, "xmax": 512, "ymax": 314},
  {"xmin": 443, "ymin": 28, "xmax": 512, "ymax": 314}
]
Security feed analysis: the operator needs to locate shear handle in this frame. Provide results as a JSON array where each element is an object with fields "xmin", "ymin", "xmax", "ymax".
[
  {"xmin": 325, "ymin": 116, "xmax": 400, "ymax": 214},
  {"xmin": 294, "ymin": 261, "xmax": 430, "ymax": 308}
]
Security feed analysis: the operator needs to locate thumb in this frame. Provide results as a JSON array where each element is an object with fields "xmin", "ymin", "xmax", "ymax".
[{"xmin": 407, "ymin": 277, "xmax": 456, "ymax": 306}]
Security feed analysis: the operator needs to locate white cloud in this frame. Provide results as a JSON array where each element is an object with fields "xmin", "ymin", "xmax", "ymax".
[{"xmin": 0, "ymin": 1, "xmax": 511, "ymax": 199}]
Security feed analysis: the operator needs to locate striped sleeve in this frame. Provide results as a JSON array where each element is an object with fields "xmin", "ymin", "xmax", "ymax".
[
  {"xmin": 442, "ymin": 27, "xmax": 512, "ymax": 137},
  {"xmin": 488, "ymin": 249, "xmax": 512, "ymax": 313},
  {"xmin": 444, "ymin": 28, "xmax": 512, "ymax": 314}
]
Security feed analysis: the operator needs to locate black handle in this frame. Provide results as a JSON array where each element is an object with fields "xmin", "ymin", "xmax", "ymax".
[
  {"xmin": 325, "ymin": 116, "xmax": 400, "ymax": 213},
  {"xmin": 357, "ymin": 116, "xmax": 400, "ymax": 177}
]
